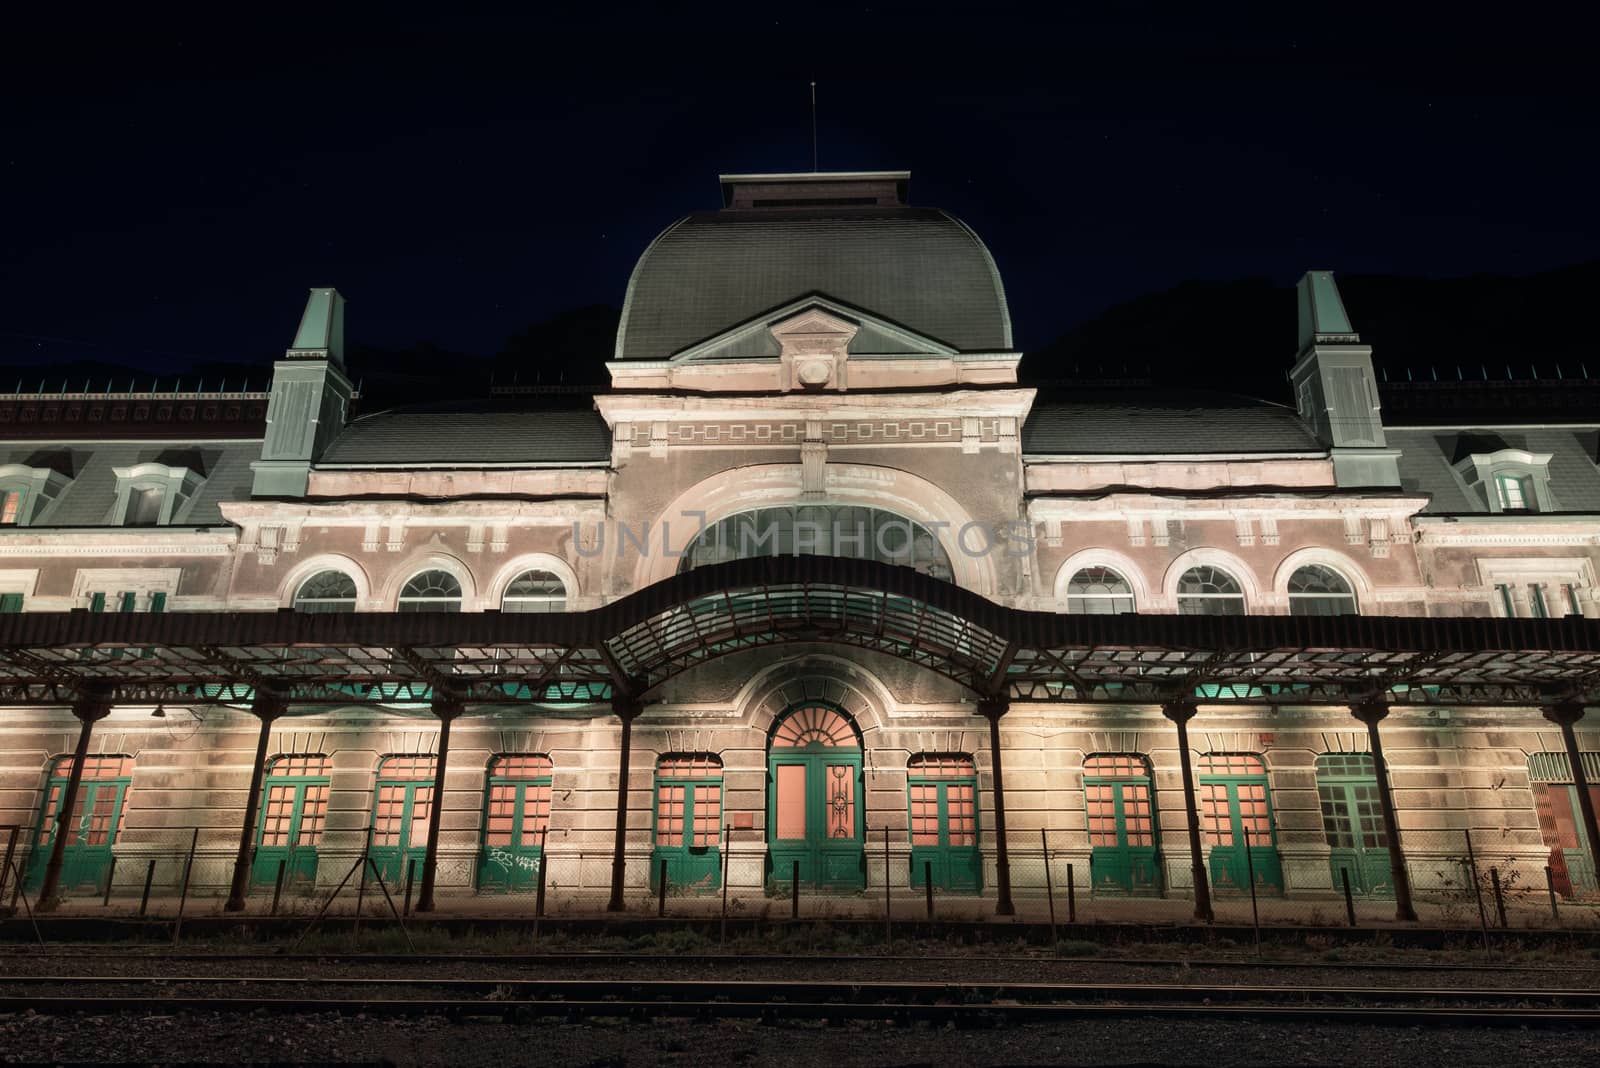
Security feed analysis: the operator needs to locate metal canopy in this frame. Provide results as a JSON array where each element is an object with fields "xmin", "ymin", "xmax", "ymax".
[{"xmin": 0, "ymin": 557, "xmax": 1596, "ymax": 711}]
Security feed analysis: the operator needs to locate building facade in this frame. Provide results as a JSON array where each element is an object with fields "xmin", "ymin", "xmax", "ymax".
[{"xmin": 1, "ymin": 171, "xmax": 1596, "ymax": 916}]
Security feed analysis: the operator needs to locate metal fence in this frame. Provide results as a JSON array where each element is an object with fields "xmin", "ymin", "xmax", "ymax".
[{"xmin": 3, "ymin": 823, "xmax": 1597, "ymax": 934}]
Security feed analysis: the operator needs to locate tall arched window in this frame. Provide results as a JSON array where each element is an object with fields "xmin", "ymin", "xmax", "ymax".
[
  {"xmin": 293, "ymin": 571, "xmax": 358, "ymax": 613},
  {"xmin": 397, "ymin": 570, "xmax": 462, "ymax": 612},
  {"xmin": 500, "ymin": 570, "xmax": 567, "ymax": 613},
  {"xmin": 1065, "ymin": 567, "xmax": 1135, "ymax": 614},
  {"xmin": 1288, "ymin": 564, "xmax": 1358, "ymax": 616},
  {"xmin": 679, "ymin": 505, "xmax": 954, "ymax": 582},
  {"xmin": 1176, "ymin": 566, "xmax": 1246, "ymax": 616}
]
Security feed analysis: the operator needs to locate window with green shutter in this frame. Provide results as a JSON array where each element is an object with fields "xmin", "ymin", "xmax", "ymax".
[{"xmin": 0, "ymin": 593, "xmax": 22, "ymax": 613}]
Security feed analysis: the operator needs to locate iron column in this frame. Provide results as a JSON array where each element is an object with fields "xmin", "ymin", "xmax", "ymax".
[
  {"xmin": 608, "ymin": 695, "xmax": 642, "ymax": 912},
  {"xmin": 1350, "ymin": 700, "xmax": 1418, "ymax": 921},
  {"xmin": 224, "ymin": 689, "xmax": 286, "ymax": 912},
  {"xmin": 37, "ymin": 685, "xmax": 115, "ymax": 912},
  {"xmin": 1544, "ymin": 700, "xmax": 1599, "ymax": 890},
  {"xmin": 979, "ymin": 698, "xmax": 1015, "ymax": 916},
  {"xmin": 1162, "ymin": 699, "xmax": 1213, "ymax": 923},
  {"xmin": 415, "ymin": 692, "xmax": 462, "ymax": 913}
]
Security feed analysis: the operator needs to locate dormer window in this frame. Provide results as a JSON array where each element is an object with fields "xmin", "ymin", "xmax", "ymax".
[
  {"xmin": 1495, "ymin": 473, "xmax": 1535, "ymax": 512},
  {"xmin": 110, "ymin": 462, "xmax": 204, "ymax": 527},
  {"xmin": 0, "ymin": 458, "xmax": 74, "ymax": 528},
  {"xmin": 0, "ymin": 488, "xmax": 26, "ymax": 526}
]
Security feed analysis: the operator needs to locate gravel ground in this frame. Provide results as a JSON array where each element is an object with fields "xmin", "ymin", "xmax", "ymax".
[{"xmin": 3, "ymin": 1010, "xmax": 1600, "ymax": 1066}]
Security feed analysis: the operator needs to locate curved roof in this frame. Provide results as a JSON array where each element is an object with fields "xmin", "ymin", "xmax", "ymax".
[
  {"xmin": 1022, "ymin": 389, "xmax": 1323, "ymax": 455},
  {"xmin": 615, "ymin": 207, "xmax": 1013, "ymax": 359},
  {"xmin": 320, "ymin": 400, "xmax": 610, "ymax": 466}
]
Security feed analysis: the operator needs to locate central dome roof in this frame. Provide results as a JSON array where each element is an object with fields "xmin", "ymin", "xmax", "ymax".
[{"xmin": 615, "ymin": 172, "xmax": 1013, "ymax": 360}]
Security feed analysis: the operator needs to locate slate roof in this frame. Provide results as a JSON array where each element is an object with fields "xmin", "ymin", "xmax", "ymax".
[
  {"xmin": 615, "ymin": 207, "xmax": 1013, "ymax": 359},
  {"xmin": 1021, "ymin": 390, "xmax": 1323, "ymax": 456},
  {"xmin": 0, "ymin": 439, "xmax": 260, "ymax": 527},
  {"xmin": 1387, "ymin": 426, "xmax": 1600, "ymax": 514},
  {"xmin": 319, "ymin": 402, "xmax": 611, "ymax": 466}
]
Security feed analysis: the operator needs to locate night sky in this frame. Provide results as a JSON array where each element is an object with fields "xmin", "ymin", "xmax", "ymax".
[{"xmin": 4, "ymin": 7, "xmax": 1595, "ymax": 379}]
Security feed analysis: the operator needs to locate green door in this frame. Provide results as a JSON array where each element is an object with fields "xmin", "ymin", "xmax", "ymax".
[
  {"xmin": 1084, "ymin": 754, "xmax": 1162, "ymax": 894},
  {"xmin": 1532, "ymin": 777, "xmax": 1600, "ymax": 895},
  {"xmin": 478, "ymin": 755, "xmax": 552, "ymax": 892},
  {"xmin": 1198, "ymin": 753, "xmax": 1283, "ymax": 895},
  {"xmin": 368, "ymin": 755, "xmax": 436, "ymax": 889},
  {"xmin": 251, "ymin": 755, "xmax": 331, "ymax": 888},
  {"xmin": 768, "ymin": 705, "xmax": 865, "ymax": 891},
  {"xmin": 1316, "ymin": 753, "xmax": 1392, "ymax": 896},
  {"xmin": 25, "ymin": 756, "xmax": 133, "ymax": 894},
  {"xmin": 651, "ymin": 755, "xmax": 723, "ymax": 893},
  {"xmin": 907, "ymin": 755, "xmax": 981, "ymax": 893}
]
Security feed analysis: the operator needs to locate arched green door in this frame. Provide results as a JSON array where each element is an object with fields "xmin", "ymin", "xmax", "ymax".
[
  {"xmin": 1084, "ymin": 753, "xmax": 1162, "ymax": 894},
  {"xmin": 24, "ymin": 756, "xmax": 133, "ymax": 894},
  {"xmin": 1198, "ymin": 753, "xmax": 1283, "ymax": 895},
  {"xmin": 477, "ymin": 754, "xmax": 551, "ymax": 892},
  {"xmin": 251, "ymin": 755, "xmax": 331, "ymax": 888},
  {"xmin": 907, "ymin": 754, "xmax": 981, "ymax": 892},
  {"xmin": 369, "ymin": 755, "xmax": 436, "ymax": 888},
  {"xmin": 768, "ymin": 705, "xmax": 865, "ymax": 891},
  {"xmin": 651, "ymin": 754, "xmax": 723, "ymax": 893},
  {"xmin": 1315, "ymin": 753, "xmax": 1392, "ymax": 896}
]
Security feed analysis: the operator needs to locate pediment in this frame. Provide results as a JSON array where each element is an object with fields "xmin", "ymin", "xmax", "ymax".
[{"xmin": 670, "ymin": 295, "xmax": 959, "ymax": 365}]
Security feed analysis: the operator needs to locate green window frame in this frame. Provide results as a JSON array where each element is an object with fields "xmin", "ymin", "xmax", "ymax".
[
  {"xmin": 652, "ymin": 754, "xmax": 723, "ymax": 893},
  {"xmin": 250, "ymin": 754, "xmax": 331, "ymax": 889},
  {"xmin": 0, "ymin": 486, "xmax": 28, "ymax": 525},
  {"xmin": 1197, "ymin": 752, "xmax": 1283, "ymax": 894},
  {"xmin": 1084, "ymin": 753, "xmax": 1162, "ymax": 894},
  {"xmin": 0, "ymin": 593, "xmax": 22, "ymax": 613},
  {"xmin": 1495, "ymin": 473, "xmax": 1535, "ymax": 511},
  {"xmin": 368, "ymin": 754, "xmax": 437, "ymax": 889},
  {"xmin": 907, "ymin": 753, "xmax": 981, "ymax": 892},
  {"xmin": 478, "ymin": 754, "xmax": 552, "ymax": 892},
  {"xmin": 1530, "ymin": 583, "xmax": 1548, "ymax": 619},
  {"xmin": 1315, "ymin": 752, "xmax": 1392, "ymax": 896},
  {"xmin": 23, "ymin": 754, "xmax": 134, "ymax": 894},
  {"xmin": 1529, "ymin": 751, "xmax": 1600, "ymax": 895}
]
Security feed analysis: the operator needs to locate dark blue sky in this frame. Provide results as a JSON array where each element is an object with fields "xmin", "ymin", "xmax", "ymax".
[{"xmin": 3, "ymin": 6, "xmax": 1595, "ymax": 371}]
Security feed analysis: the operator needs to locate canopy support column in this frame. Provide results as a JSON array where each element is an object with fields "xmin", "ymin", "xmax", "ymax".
[
  {"xmin": 1545, "ymin": 700, "xmax": 1599, "ymax": 888},
  {"xmin": 979, "ymin": 698, "xmax": 1015, "ymax": 916},
  {"xmin": 608, "ymin": 696, "xmax": 642, "ymax": 912},
  {"xmin": 1163, "ymin": 699, "xmax": 1213, "ymax": 924},
  {"xmin": 1351, "ymin": 700, "xmax": 1418, "ymax": 921},
  {"xmin": 224, "ymin": 689, "xmax": 286, "ymax": 912},
  {"xmin": 415, "ymin": 693, "xmax": 462, "ymax": 913},
  {"xmin": 37, "ymin": 685, "xmax": 115, "ymax": 912}
]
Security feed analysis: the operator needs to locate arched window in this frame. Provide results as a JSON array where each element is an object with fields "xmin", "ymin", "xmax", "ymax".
[
  {"xmin": 679, "ymin": 505, "xmax": 954, "ymax": 582},
  {"xmin": 1176, "ymin": 565, "xmax": 1246, "ymax": 616},
  {"xmin": 397, "ymin": 570, "xmax": 462, "ymax": 612},
  {"xmin": 293, "ymin": 570, "xmax": 358, "ymax": 613},
  {"xmin": 500, "ymin": 570, "xmax": 567, "ymax": 613},
  {"xmin": 771, "ymin": 705, "xmax": 858, "ymax": 748},
  {"xmin": 1065, "ymin": 567, "xmax": 1135, "ymax": 614},
  {"xmin": 1288, "ymin": 564, "xmax": 1358, "ymax": 616}
]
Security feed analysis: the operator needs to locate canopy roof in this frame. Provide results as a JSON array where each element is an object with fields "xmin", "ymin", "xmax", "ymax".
[{"xmin": 1, "ymin": 557, "xmax": 1596, "ymax": 711}]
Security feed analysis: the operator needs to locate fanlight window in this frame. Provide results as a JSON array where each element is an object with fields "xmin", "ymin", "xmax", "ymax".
[
  {"xmin": 293, "ymin": 570, "xmax": 358, "ymax": 613},
  {"xmin": 1065, "ymin": 566, "xmax": 1135, "ymax": 614},
  {"xmin": 398, "ymin": 570, "xmax": 463, "ymax": 612},
  {"xmin": 501, "ymin": 570, "xmax": 567, "ymax": 613},
  {"xmin": 1287, "ymin": 564, "xmax": 1358, "ymax": 616},
  {"xmin": 772, "ymin": 705, "xmax": 857, "ymax": 749},
  {"xmin": 679, "ymin": 505, "xmax": 954, "ymax": 582},
  {"xmin": 1176, "ymin": 565, "xmax": 1246, "ymax": 616}
]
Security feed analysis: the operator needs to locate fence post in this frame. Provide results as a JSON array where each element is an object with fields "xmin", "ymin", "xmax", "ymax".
[
  {"xmin": 1066, "ymin": 859, "xmax": 1076, "ymax": 923},
  {"xmin": 657, "ymin": 858, "xmax": 668, "ymax": 918},
  {"xmin": 882, "ymin": 826, "xmax": 891, "ymax": 943},
  {"xmin": 101, "ymin": 857, "xmax": 117, "ymax": 907},
  {"xmin": 1341, "ymin": 867, "xmax": 1356, "ymax": 927},
  {"xmin": 271, "ymin": 859, "xmax": 287, "ymax": 917},
  {"xmin": 0, "ymin": 826, "xmax": 17, "ymax": 906},
  {"xmin": 173, "ymin": 827, "xmax": 198, "ymax": 945},
  {"xmin": 1464, "ymin": 828, "xmax": 1490, "ymax": 952},
  {"xmin": 355, "ymin": 831, "xmax": 372, "ymax": 935},
  {"xmin": 139, "ymin": 858, "xmax": 156, "ymax": 917},
  {"xmin": 1041, "ymin": 829, "xmax": 1057, "ymax": 947},
  {"xmin": 1244, "ymin": 838, "xmax": 1261, "ymax": 954},
  {"xmin": 1490, "ymin": 867, "xmax": 1508, "ymax": 929},
  {"xmin": 403, "ymin": 858, "xmax": 417, "ymax": 918},
  {"xmin": 535, "ymin": 830, "xmax": 548, "ymax": 919},
  {"xmin": 924, "ymin": 861, "xmax": 933, "ymax": 921},
  {"xmin": 719, "ymin": 824, "xmax": 731, "ymax": 946},
  {"xmin": 791, "ymin": 859, "xmax": 799, "ymax": 920},
  {"xmin": 1545, "ymin": 864, "xmax": 1560, "ymax": 926}
]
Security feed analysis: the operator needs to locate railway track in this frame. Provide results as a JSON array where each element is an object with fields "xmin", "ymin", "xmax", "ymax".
[{"xmin": 0, "ymin": 976, "xmax": 1597, "ymax": 1027}]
